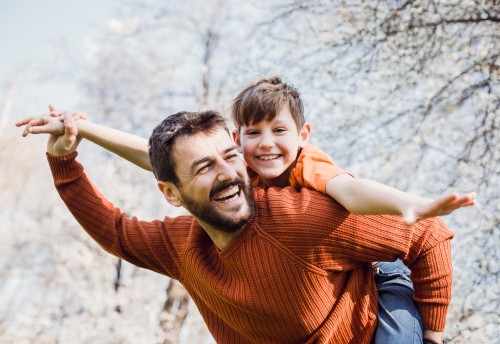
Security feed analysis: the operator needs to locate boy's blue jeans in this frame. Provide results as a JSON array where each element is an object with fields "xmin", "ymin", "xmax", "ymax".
[{"xmin": 372, "ymin": 259, "xmax": 424, "ymax": 344}]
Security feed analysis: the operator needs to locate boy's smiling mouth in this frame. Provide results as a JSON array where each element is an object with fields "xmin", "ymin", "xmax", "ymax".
[{"xmin": 257, "ymin": 154, "xmax": 281, "ymax": 161}]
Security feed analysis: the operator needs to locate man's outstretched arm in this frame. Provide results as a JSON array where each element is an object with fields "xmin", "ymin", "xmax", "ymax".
[{"xmin": 19, "ymin": 114, "xmax": 183, "ymax": 277}]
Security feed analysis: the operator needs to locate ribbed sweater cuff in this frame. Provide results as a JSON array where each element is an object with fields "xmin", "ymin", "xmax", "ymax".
[
  {"xmin": 46, "ymin": 151, "xmax": 83, "ymax": 185},
  {"xmin": 419, "ymin": 303, "xmax": 449, "ymax": 331}
]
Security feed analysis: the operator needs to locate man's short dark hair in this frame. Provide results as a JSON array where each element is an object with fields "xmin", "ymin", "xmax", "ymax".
[{"xmin": 149, "ymin": 111, "xmax": 229, "ymax": 184}]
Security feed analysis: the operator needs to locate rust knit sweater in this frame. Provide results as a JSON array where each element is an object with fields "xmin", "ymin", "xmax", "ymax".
[{"xmin": 48, "ymin": 152, "xmax": 454, "ymax": 344}]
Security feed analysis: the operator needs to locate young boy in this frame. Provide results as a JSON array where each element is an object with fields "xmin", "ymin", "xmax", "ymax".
[
  {"xmin": 17, "ymin": 76, "xmax": 475, "ymax": 344},
  {"xmin": 231, "ymin": 75, "xmax": 476, "ymax": 225}
]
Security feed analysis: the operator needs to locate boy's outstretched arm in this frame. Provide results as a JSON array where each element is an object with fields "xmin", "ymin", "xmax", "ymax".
[
  {"xmin": 326, "ymin": 174, "xmax": 476, "ymax": 225},
  {"xmin": 75, "ymin": 119, "xmax": 152, "ymax": 171},
  {"xmin": 16, "ymin": 106, "xmax": 152, "ymax": 172}
]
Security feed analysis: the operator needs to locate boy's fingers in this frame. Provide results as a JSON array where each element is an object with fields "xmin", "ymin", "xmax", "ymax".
[
  {"xmin": 429, "ymin": 193, "xmax": 476, "ymax": 216},
  {"xmin": 15, "ymin": 117, "xmax": 35, "ymax": 127},
  {"xmin": 438, "ymin": 193, "xmax": 460, "ymax": 207},
  {"xmin": 28, "ymin": 123, "xmax": 53, "ymax": 134}
]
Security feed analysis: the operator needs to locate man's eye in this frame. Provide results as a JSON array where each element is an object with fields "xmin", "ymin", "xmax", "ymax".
[
  {"xmin": 196, "ymin": 165, "xmax": 210, "ymax": 174},
  {"xmin": 226, "ymin": 154, "xmax": 238, "ymax": 161}
]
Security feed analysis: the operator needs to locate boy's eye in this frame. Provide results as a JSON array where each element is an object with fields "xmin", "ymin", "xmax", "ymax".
[
  {"xmin": 245, "ymin": 129, "xmax": 259, "ymax": 135},
  {"xmin": 274, "ymin": 128, "xmax": 287, "ymax": 133}
]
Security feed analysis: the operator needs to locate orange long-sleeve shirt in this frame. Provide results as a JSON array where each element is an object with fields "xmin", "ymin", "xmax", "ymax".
[{"xmin": 48, "ymin": 152, "xmax": 454, "ymax": 343}]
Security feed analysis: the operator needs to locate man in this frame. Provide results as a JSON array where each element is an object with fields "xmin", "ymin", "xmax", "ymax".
[{"xmin": 27, "ymin": 111, "xmax": 451, "ymax": 343}]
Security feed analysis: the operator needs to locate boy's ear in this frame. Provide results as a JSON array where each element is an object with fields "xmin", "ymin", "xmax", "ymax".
[
  {"xmin": 232, "ymin": 129, "xmax": 241, "ymax": 147},
  {"xmin": 298, "ymin": 123, "xmax": 311, "ymax": 147},
  {"xmin": 157, "ymin": 181, "xmax": 182, "ymax": 207}
]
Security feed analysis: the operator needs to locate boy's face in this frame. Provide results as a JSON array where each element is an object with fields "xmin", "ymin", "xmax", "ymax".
[{"xmin": 233, "ymin": 106, "xmax": 310, "ymax": 187}]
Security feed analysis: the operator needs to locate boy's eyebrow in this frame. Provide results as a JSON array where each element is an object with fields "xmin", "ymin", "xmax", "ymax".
[{"xmin": 190, "ymin": 146, "xmax": 239, "ymax": 170}]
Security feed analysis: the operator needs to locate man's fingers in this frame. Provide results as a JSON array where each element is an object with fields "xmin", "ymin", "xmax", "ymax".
[
  {"xmin": 63, "ymin": 114, "xmax": 78, "ymax": 139},
  {"xmin": 49, "ymin": 104, "xmax": 58, "ymax": 117}
]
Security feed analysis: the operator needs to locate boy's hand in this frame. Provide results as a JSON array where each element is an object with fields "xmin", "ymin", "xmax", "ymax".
[
  {"xmin": 15, "ymin": 104, "xmax": 87, "ymax": 137},
  {"xmin": 403, "ymin": 192, "xmax": 477, "ymax": 225},
  {"xmin": 15, "ymin": 114, "xmax": 65, "ymax": 137}
]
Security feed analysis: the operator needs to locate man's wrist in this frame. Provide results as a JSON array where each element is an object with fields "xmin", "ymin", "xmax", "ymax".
[
  {"xmin": 423, "ymin": 329, "xmax": 444, "ymax": 344},
  {"xmin": 423, "ymin": 339, "xmax": 446, "ymax": 344}
]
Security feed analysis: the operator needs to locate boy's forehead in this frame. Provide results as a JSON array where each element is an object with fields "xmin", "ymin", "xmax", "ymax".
[{"xmin": 243, "ymin": 106, "xmax": 296, "ymax": 127}]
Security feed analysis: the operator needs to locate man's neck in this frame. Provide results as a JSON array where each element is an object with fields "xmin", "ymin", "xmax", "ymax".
[
  {"xmin": 205, "ymin": 225, "xmax": 246, "ymax": 251},
  {"xmin": 193, "ymin": 216, "xmax": 246, "ymax": 251}
]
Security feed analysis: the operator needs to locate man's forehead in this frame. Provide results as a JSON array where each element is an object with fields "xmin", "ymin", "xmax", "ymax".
[{"xmin": 173, "ymin": 129, "xmax": 235, "ymax": 164}]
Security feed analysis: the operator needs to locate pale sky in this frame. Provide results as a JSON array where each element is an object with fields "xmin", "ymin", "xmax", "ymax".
[{"xmin": 0, "ymin": 0, "xmax": 116, "ymax": 120}]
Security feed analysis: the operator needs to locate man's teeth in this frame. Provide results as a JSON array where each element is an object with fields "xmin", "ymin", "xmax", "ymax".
[
  {"xmin": 214, "ymin": 185, "xmax": 239, "ymax": 202},
  {"xmin": 258, "ymin": 154, "xmax": 280, "ymax": 161}
]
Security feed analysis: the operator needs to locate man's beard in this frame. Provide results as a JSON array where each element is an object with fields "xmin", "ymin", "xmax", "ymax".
[{"xmin": 180, "ymin": 178, "xmax": 254, "ymax": 233}]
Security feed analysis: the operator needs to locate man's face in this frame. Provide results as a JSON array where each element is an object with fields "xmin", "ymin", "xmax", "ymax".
[
  {"xmin": 170, "ymin": 129, "xmax": 253, "ymax": 233},
  {"xmin": 234, "ymin": 106, "xmax": 310, "ymax": 187}
]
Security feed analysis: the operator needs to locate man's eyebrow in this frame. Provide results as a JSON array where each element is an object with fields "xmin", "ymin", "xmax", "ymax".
[
  {"xmin": 223, "ymin": 145, "xmax": 239, "ymax": 154},
  {"xmin": 190, "ymin": 145, "xmax": 239, "ymax": 170}
]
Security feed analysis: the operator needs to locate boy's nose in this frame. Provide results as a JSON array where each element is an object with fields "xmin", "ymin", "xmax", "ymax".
[{"xmin": 258, "ymin": 134, "xmax": 274, "ymax": 149}]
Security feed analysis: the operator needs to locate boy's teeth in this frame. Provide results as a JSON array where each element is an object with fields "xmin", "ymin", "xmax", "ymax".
[{"xmin": 259, "ymin": 155, "xmax": 279, "ymax": 160}]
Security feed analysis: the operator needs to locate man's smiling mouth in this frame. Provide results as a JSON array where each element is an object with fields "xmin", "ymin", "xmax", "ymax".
[{"xmin": 213, "ymin": 185, "xmax": 241, "ymax": 202}]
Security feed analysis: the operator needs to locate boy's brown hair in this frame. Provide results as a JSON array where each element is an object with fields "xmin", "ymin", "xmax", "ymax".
[{"xmin": 232, "ymin": 75, "xmax": 305, "ymax": 131}]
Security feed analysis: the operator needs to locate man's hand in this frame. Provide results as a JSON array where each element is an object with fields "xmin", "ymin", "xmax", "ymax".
[
  {"xmin": 16, "ymin": 113, "xmax": 82, "ymax": 157},
  {"xmin": 403, "ymin": 192, "xmax": 477, "ymax": 225},
  {"xmin": 423, "ymin": 329, "xmax": 444, "ymax": 343},
  {"xmin": 46, "ymin": 114, "xmax": 81, "ymax": 156}
]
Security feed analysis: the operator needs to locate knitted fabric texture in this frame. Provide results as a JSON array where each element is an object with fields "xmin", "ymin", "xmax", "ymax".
[{"xmin": 47, "ymin": 152, "xmax": 454, "ymax": 344}]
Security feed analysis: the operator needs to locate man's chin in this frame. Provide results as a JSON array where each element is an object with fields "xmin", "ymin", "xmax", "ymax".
[{"xmin": 183, "ymin": 182, "xmax": 254, "ymax": 233}]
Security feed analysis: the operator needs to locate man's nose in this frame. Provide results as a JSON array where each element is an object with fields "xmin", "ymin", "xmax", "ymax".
[{"xmin": 216, "ymin": 160, "xmax": 237, "ymax": 182}]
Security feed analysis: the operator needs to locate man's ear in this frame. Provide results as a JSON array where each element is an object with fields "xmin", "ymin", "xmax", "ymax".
[
  {"xmin": 299, "ymin": 123, "xmax": 311, "ymax": 147},
  {"xmin": 157, "ymin": 181, "xmax": 182, "ymax": 207}
]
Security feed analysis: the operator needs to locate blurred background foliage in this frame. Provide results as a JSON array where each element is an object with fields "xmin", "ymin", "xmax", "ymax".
[{"xmin": 1, "ymin": 0, "xmax": 498, "ymax": 343}]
